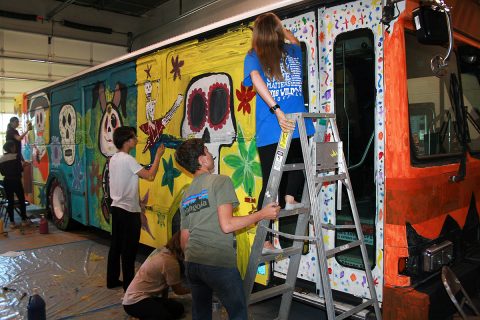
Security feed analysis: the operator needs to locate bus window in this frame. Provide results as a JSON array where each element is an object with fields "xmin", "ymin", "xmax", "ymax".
[
  {"xmin": 458, "ymin": 46, "xmax": 480, "ymax": 156},
  {"xmin": 300, "ymin": 42, "xmax": 310, "ymax": 109},
  {"xmin": 333, "ymin": 29, "xmax": 376, "ymax": 270},
  {"xmin": 405, "ymin": 32, "xmax": 463, "ymax": 162}
]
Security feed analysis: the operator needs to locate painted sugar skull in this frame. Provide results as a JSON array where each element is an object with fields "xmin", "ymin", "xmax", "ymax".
[
  {"xmin": 93, "ymin": 82, "xmax": 127, "ymax": 157},
  {"xmin": 59, "ymin": 104, "xmax": 77, "ymax": 165},
  {"xmin": 29, "ymin": 93, "xmax": 50, "ymax": 160},
  {"xmin": 181, "ymin": 73, "xmax": 236, "ymax": 173}
]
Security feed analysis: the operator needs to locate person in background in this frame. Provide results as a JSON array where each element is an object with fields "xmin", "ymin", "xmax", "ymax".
[
  {"xmin": 123, "ymin": 231, "xmax": 190, "ymax": 320},
  {"xmin": 0, "ymin": 141, "xmax": 29, "ymax": 229},
  {"xmin": 6, "ymin": 116, "xmax": 31, "ymax": 162},
  {"xmin": 243, "ymin": 12, "xmax": 315, "ymax": 252},
  {"xmin": 106, "ymin": 126, "xmax": 165, "ymax": 291},
  {"xmin": 174, "ymin": 138, "xmax": 280, "ymax": 320}
]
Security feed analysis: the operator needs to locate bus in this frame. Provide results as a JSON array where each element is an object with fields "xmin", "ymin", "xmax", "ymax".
[{"xmin": 20, "ymin": 0, "xmax": 480, "ymax": 318}]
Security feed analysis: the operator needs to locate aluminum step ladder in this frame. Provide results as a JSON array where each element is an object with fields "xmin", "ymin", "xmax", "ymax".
[{"xmin": 243, "ymin": 112, "xmax": 382, "ymax": 320}]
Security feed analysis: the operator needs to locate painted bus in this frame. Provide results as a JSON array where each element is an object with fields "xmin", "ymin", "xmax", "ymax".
[{"xmin": 20, "ymin": 0, "xmax": 480, "ymax": 318}]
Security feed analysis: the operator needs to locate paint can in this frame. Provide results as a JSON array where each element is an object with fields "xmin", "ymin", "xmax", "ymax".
[{"xmin": 39, "ymin": 215, "xmax": 48, "ymax": 234}]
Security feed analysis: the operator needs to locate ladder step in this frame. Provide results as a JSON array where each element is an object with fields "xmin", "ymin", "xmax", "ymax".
[
  {"xmin": 321, "ymin": 223, "xmax": 356, "ymax": 230},
  {"xmin": 283, "ymin": 163, "xmax": 305, "ymax": 171},
  {"xmin": 263, "ymin": 227, "xmax": 315, "ymax": 241},
  {"xmin": 326, "ymin": 240, "xmax": 362, "ymax": 258},
  {"xmin": 248, "ymin": 283, "xmax": 294, "ymax": 305},
  {"xmin": 301, "ymin": 112, "xmax": 336, "ymax": 119},
  {"xmin": 335, "ymin": 299, "xmax": 376, "ymax": 320},
  {"xmin": 258, "ymin": 246, "xmax": 303, "ymax": 263},
  {"xmin": 278, "ymin": 207, "xmax": 309, "ymax": 218},
  {"xmin": 315, "ymin": 173, "xmax": 346, "ymax": 184}
]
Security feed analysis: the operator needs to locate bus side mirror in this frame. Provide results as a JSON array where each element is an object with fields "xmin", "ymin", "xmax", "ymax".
[
  {"xmin": 412, "ymin": 2, "xmax": 453, "ymax": 77},
  {"xmin": 412, "ymin": 6, "xmax": 448, "ymax": 45}
]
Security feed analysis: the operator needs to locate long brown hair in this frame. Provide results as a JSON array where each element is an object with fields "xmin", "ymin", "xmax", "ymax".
[
  {"xmin": 165, "ymin": 231, "xmax": 184, "ymax": 261},
  {"xmin": 252, "ymin": 13, "xmax": 286, "ymax": 81}
]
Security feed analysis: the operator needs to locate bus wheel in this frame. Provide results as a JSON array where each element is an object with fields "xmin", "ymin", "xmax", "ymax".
[{"xmin": 48, "ymin": 179, "xmax": 72, "ymax": 230}]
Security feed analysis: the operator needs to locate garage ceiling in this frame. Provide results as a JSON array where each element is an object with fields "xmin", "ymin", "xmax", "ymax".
[{"xmin": 55, "ymin": 0, "xmax": 171, "ymax": 17}]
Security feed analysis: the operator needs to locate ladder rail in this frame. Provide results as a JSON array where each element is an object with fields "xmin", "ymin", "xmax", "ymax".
[
  {"xmin": 329, "ymin": 118, "xmax": 382, "ymax": 318},
  {"xmin": 243, "ymin": 122, "xmax": 296, "ymax": 304},
  {"xmin": 294, "ymin": 113, "xmax": 336, "ymax": 319}
]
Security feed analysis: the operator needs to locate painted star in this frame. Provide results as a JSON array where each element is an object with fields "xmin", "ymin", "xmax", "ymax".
[
  {"xmin": 140, "ymin": 190, "xmax": 155, "ymax": 240},
  {"xmin": 161, "ymin": 155, "xmax": 181, "ymax": 195},
  {"xmin": 38, "ymin": 186, "xmax": 47, "ymax": 207},
  {"xmin": 145, "ymin": 64, "xmax": 152, "ymax": 79}
]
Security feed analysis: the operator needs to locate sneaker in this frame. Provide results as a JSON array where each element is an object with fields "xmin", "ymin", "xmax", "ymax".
[
  {"xmin": 9, "ymin": 222, "xmax": 18, "ymax": 229},
  {"xmin": 262, "ymin": 241, "xmax": 282, "ymax": 255},
  {"xmin": 284, "ymin": 202, "xmax": 304, "ymax": 210}
]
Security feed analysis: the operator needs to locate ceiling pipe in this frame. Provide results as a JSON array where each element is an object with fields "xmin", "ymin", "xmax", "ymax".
[
  {"xmin": 46, "ymin": 0, "xmax": 76, "ymax": 21},
  {"xmin": 0, "ymin": 9, "xmax": 40, "ymax": 22},
  {"xmin": 130, "ymin": 0, "xmax": 221, "ymax": 48}
]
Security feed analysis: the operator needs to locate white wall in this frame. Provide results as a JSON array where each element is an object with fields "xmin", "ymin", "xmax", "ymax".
[{"xmin": 0, "ymin": 29, "xmax": 127, "ymax": 114}]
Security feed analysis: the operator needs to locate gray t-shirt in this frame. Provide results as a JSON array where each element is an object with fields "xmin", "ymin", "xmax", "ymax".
[{"xmin": 180, "ymin": 173, "xmax": 239, "ymax": 268}]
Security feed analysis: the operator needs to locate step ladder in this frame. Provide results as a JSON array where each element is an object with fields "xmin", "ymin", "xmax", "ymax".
[{"xmin": 243, "ymin": 112, "xmax": 382, "ymax": 320}]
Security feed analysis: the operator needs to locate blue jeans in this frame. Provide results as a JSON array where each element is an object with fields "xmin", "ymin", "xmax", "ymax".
[{"xmin": 185, "ymin": 262, "xmax": 247, "ymax": 320}]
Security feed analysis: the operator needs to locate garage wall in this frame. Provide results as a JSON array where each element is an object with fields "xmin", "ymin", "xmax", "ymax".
[{"xmin": 0, "ymin": 29, "xmax": 127, "ymax": 114}]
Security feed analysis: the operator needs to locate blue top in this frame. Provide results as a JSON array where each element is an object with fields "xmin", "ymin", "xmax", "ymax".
[{"xmin": 244, "ymin": 43, "xmax": 314, "ymax": 147}]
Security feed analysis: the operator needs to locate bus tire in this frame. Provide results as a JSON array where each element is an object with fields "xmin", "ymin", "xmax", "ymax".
[{"xmin": 48, "ymin": 178, "xmax": 73, "ymax": 230}]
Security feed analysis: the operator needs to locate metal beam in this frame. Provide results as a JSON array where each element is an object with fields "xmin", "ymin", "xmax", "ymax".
[{"xmin": 46, "ymin": 0, "xmax": 77, "ymax": 21}]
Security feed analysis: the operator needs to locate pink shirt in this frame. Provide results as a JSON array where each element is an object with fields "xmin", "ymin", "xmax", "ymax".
[{"xmin": 122, "ymin": 248, "xmax": 182, "ymax": 305}]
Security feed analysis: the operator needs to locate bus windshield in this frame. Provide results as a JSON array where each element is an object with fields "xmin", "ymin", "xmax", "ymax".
[
  {"xmin": 458, "ymin": 46, "xmax": 480, "ymax": 156},
  {"xmin": 405, "ymin": 32, "xmax": 463, "ymax": 162}
]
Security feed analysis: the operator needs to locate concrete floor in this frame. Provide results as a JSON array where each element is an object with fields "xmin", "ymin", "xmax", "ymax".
[{"xmin": 0, "ymin": 207, "xmax": 327, "ymax": 320}]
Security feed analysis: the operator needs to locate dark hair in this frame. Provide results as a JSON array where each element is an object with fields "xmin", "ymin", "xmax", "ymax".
[
  {"xmin": 3, "ymin": 140, "xmax": 17, "ymax": 154},
  {"xmin": 113, "ymin": 126, "xmax": 136, "ymax": 149},
  {"xmin": 7, "ymin": 117, "xmax": 19, "ymax": 130},
  {"xmin": 252, "ymin": 12, "xmax": 286, "ymax": 81},
  {"xmin": 174, "ymin": 138, "xmax": 205, "ymax": 174},
  {"xmin": 165, "ymin": 231, "xmax": 184, "ymax": 261}
]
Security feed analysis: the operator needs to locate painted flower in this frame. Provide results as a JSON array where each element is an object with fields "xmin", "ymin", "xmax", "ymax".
[
  {"xmin": 223, "ymin": 125, "xmax": 261, "ymax": 195},
  {"xmin": 50, "ymin": 136, "xmax": 62, "ymax": 167},
  {"xmin": 235, "ymin": 82, "xmax": 255, "ymax": 115},
  {"xmin": 72, "ymin": 161, "xmax": 84, "ymax": 191},
  {"xmin": 170, "ymin": 55, "xmax": 184, "ymax": 81},
  {"xmin": 89, "ymin": 161, "xmax": 102, "ymax": 197}
]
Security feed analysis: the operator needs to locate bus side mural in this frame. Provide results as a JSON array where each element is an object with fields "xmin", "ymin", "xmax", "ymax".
[{"xmin": 22, "ymin": 1, "xmax": 480, "ymax": 319}]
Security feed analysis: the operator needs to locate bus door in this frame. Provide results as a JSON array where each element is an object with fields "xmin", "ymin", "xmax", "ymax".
[
  {"xmin": 49, "ymin": 83, "xmax": 87, "ymax": 226},
  {"xmin": 82, "ymin": 62, "xmax": 138, "ymax": 231},
  {"xmin": 315, "ymin": 1, "xmax": 384, "ymax": 302}
]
